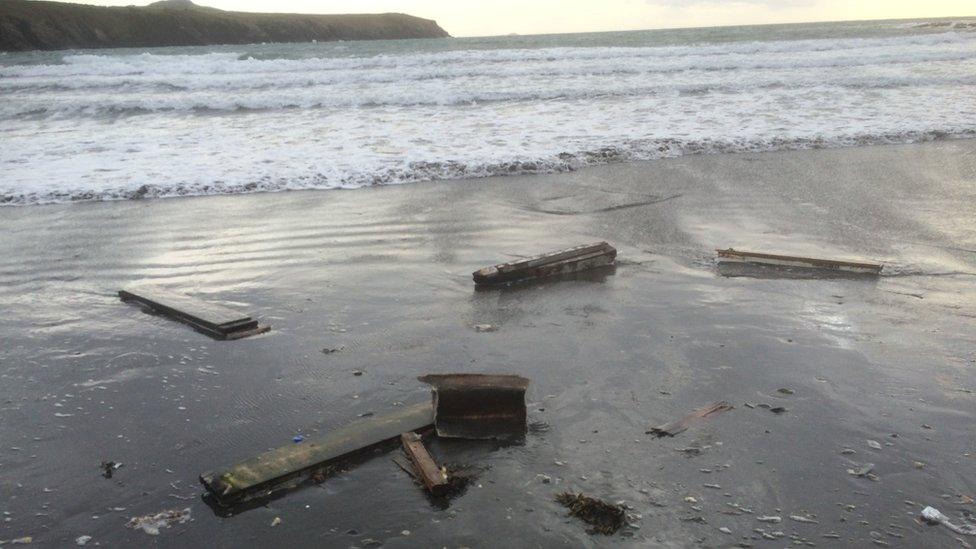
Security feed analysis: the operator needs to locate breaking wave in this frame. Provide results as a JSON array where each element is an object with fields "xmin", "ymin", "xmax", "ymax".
[
  {"xmin": 3, "ymin": 130, "xmax": 973, "ymax": 206},
  {"xmin": 1, "ymin": 22, "xmax": 975, "ymax": 205}
]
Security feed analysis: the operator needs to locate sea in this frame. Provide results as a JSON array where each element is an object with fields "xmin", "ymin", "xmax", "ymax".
[{"xmin": 1, "ymin": 17, "xmax": 975, "ymax": 205}]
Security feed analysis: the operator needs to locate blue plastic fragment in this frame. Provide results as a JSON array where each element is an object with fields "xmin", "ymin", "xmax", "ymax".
[{"xmin": 293, "ymin": 435, "xmax": 304, "ymax": 443}]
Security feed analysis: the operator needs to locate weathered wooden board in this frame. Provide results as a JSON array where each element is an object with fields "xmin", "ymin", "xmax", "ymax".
[
  {"xmin": 419, "ymin": 374, "xmax": 529, "ymax": 440},
  {"xmin": 647, "ymin": 401, "xmax": 733, "ymax": 437},
  {"xmin": 473, "ymin": 242, "xmax": 617, "ymax": 285},
  {"xmin": 716, "ymin": 248, "xmax": 882, "ymax": 275},
  {"xmin": 119, "ymin": 286, "xmax": 269, "ymax": 339},
  {"xmin": 401, "ymin": 432, "xmax": 450, "ymax": 496},
  {"xmin": 200, "ymin": 402, "xmax": 434, "ymax": 506}
]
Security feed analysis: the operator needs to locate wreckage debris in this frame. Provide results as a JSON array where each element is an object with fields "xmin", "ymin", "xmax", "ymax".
[
  {"xmin": 201, "ymin": 374, "xmax": 528, "ymax": 507},
  {"xmin": 125, "ymin": 508, "xmax": 192, "ymax": 536},
  {"xmin": 100, "ymin": 460, "xmax": 122, "ymax": 479},
  {"xmin": 647, "ymin": 401, "xmax": 733, "ymax": 437},
  {"xmin": 556, "ymin": 492, "xmax": 626, "ymax": 535},
  {"xmin": 419, "ymin": 374, "xmax": 529, "ymax": 440},
  {"xmin": 473, "ymin": 242, "xmax": 617, "ymax": 286},
  {"xmin": 200, "ymin": 402, "xmax": 434, "ymax": 507},
  {"xmin": 716, "ymin": 248, "xmax": 882, "ymax": 276},
  {"xmin": 401, "ymin": 432, "xmax": 450, "ymax": 497},
  {"xmin": 119, "ymin": 286, "xmax": 269, "ymax": 340},
  {"xmin": 921, "ymin": 506, "xmax": 976, "ymax": 536}
]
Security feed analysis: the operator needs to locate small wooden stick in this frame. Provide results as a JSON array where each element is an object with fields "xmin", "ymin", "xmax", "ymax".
[
  {"xmin": 401, "ymin": 432, "xmax": 450, "ymax": 496},
  {"xmin": 647, "ymin": 401, "xmax": 733, "ymax": 437}
]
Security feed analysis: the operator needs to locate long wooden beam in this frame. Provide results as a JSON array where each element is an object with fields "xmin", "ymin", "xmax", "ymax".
[
  {"xmin": 716, "ymin": 248, "xmax": 882, "ymax": 275},
  {"xmin": 200, "ymin": 402, "xmax": 434, "ymax": 506}
]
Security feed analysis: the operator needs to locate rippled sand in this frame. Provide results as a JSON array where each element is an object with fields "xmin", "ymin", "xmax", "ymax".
[{"xmin": 0, "ymin": 140, "xmax": 974, "ymax": 546}]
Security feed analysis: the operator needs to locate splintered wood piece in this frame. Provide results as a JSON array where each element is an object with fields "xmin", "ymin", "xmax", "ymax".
[
  {"xmin": 647, "ymin": 401, "xmax": 733, "ymax": 437},
  {"xmin": 200, "ymin": 402, "xmax": 434, "ymax": 507},
  {"xmin": 473, "ymin": 242, "xmax": 616, "ymax": 285},
  {"xmin": 716, "ymin": 248, "xmax": 882, "ymax": 275},
  {"xmin": 401, "ymin": 432, "xmax": 450, "ymax": 496},
  {"xmin": 119, "ymin": 286, "xmax": 269, "ymax": 340}
]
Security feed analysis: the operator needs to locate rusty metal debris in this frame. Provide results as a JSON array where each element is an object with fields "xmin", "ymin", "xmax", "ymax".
[
  {"xmin": 716, "ymin": 248, "xmax": 882, "ymax": 276},
  {"xmin": 119, "ymin": 286, "xmax": 269, "ymax": 340},
  {"xmin": 473, "ymin": 242, "xmax": 617, "ymax": 286},
  {"xmin": 646, "ymin": 401, "xmax": 733, "ymax": 437},
  {"xmin": 419, "ymin": 374, "xmax": 529, "ymax": 440}
]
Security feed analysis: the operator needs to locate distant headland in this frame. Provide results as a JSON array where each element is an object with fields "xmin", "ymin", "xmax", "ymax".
[{"xmin": 0, "ymin": 0, "xmax": 451, "ymax": 52}]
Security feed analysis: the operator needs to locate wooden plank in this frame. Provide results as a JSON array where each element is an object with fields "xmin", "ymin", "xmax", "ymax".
[
  {"xmin": 716, "ymin": 248, "xmax": 882, "ymax": 275},
  {"xmin": 400, "ymin": 432, "xmax": 450, "ymax": 496},
  {"xmin": 119, "ymin": 286, "xmax": 268, "ymax": 339},
  {"xmin": 200, "ymin": 401, "xmax": 434, "ymax": 506},
  {"xmin": 473, "ymin": 242, "xmax": 617, "ymax": 285},
  {"xmin": 646, "ymin": 401, "xmax": 733, "ymax": 437}
]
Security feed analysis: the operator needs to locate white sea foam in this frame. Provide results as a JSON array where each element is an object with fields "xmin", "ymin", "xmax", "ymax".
[{"xmin": 1, "ymin": 26, "xmax": 975, "ymax": 205}]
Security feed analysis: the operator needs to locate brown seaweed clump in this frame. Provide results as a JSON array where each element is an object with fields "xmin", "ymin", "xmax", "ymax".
[{"xmin": 555, "ymin": 492, "xmax": 626, "ymax": 535}]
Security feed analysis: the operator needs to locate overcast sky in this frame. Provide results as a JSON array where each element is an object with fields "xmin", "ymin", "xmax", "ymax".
[{"xmin": 57, "ymin": 0, "xmax": 975, "ymax": 36}]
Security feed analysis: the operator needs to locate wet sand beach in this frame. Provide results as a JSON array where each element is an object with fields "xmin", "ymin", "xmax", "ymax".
[{"xmin": 1, "ymin": 140, "xmax": 975, "ymax": 547}]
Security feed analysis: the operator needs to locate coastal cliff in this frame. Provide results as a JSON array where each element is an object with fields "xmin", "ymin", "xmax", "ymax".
[{"xmin": 0, "ymin": 0, "xmax": 450, "ymax": 51}]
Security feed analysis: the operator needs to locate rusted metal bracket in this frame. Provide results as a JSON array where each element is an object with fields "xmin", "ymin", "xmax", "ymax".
[{"xmin": 419, "ymin": 374, "xmax": 529, "ymax": 440}]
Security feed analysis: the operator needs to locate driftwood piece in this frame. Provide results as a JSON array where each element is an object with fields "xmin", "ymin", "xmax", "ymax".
[
  {"xmin": 647, "ymin": 401, "xmax": 733, "ymax": 437},
  {"xmin": 418, "ymin": 374, "xmax": 529, "ymax": 440},
  {"xmin": 200, "ymin": 402, "xmax": 434, "ymax": 506},
  {"xmin": 401, "ymin": 432, "xmax": 450, "ymax": 496},
  {"xmin": 473, "ymin": 242, "xmax": 617, "ymax": 285},
  {"xmin": 716, "ymin": 248, "xmax": 882, "ymax": 275},
  {"xmin": 119, "ymin": 286, "xmax": 269, "ymax": 340}
]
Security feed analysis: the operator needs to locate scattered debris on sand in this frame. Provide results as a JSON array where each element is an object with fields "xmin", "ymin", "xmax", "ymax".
[
  {"xmin": 100, "ymin": 461, "xmax": 122, "ymax": 479},
  {"xmin": 556, "ymin": 492, "xmax": 626, "ymax": 535},
  {"xmin": 125, "ymin": 508, "xmax": 192, "ymax": 535}
]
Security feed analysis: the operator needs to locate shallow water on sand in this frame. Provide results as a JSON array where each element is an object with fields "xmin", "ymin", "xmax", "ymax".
[{"xmin": 0, "ymin": 141, "xmax": 974, "ymax": 547}]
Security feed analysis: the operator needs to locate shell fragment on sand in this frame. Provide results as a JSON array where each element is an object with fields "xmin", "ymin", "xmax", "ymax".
[
  {"xmin": 472, "ymin": 242, "xmax": 617, "ymax": 285},
  {"xmin": 119, "ymin": 286, "xmax": 269, "ymax": 340},
  {"xmin": 716, "ymin": 248, "xmax": 882, "ymax": 275},
  {"xmin": 419, "ymin": 374, "xmax": 529, "ymax": 440},
  {"xmin": 199, "ymin": 402, "xmax": 434, "ymax": 507}
]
